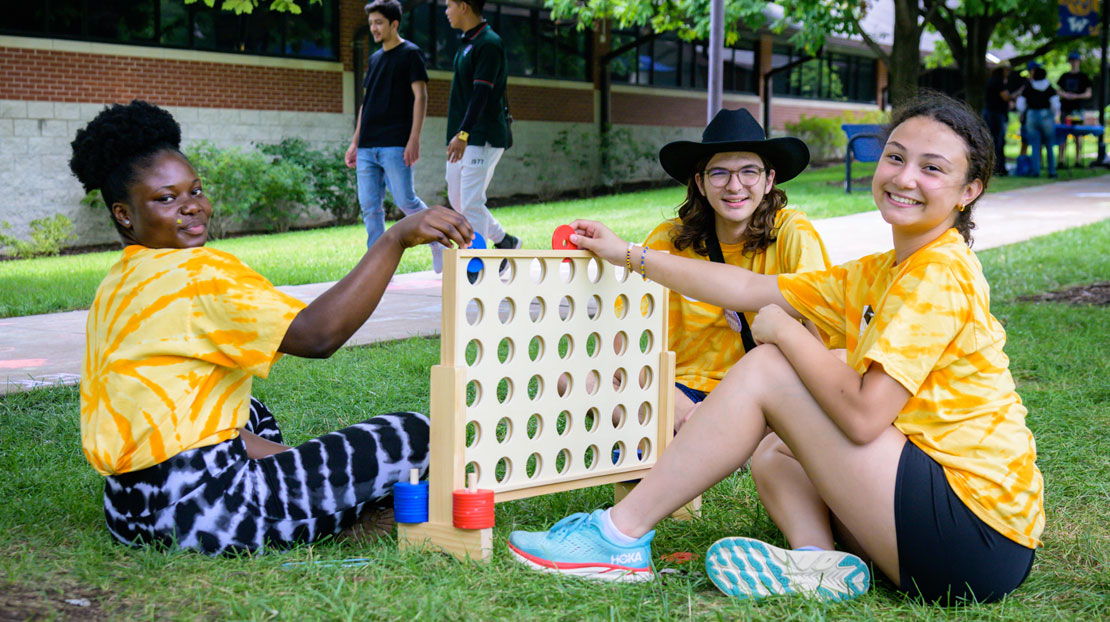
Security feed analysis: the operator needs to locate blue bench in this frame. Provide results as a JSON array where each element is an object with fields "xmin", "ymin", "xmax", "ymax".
[{"xmin": 842, "ymin": 124, "xmax": 884, "ymax": 193}]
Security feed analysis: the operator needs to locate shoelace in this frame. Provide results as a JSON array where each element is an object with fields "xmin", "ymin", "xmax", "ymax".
[{"xmin": 547, "ymin": 512, "xmax": 590, "ymax": 541}]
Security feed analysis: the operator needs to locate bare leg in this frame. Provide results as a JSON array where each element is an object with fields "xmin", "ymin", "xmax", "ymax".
[
  {"xmin": 672, "ymin": 389, "xmax": 697, "ymax": 432},
  {"xmin": 751, "ymin": 434, "xmax": 834, "ymax": 550},
  {"xmin": 608, "ymin": 343, "xmax": 905, "ymax": 584}
]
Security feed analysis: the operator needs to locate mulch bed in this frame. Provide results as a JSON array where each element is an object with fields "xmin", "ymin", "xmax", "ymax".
[
  {"xmin": 0, "ymin": 582, "xmax": 111, "ymax": 622},
  {"xmin": 1016, "ymin": 282, "xmax": 1110, "ymax": 305}
]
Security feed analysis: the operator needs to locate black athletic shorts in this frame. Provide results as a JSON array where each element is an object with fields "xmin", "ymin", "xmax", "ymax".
[{"xmin": 894, "ymin": 441, "xmax": 1036, "ymax": 604}]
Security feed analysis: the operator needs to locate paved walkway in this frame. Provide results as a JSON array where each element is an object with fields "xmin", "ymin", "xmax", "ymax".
[{"xmin": 3, "ymin": 176, "xmax": 1109, "ymax": 395}]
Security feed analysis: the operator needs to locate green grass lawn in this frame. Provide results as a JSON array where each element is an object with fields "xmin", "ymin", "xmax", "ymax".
[
  {"xmin": 2, "ymin": 162, "xmax": 1106, "ymax": 318},
  {"xmin": 1, "ymin": 220, "xmax": 1107, "ymax": 620}
]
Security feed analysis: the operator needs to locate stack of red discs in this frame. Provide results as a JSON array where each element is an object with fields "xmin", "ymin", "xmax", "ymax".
[{"xmin": 452, "ymin": 488, "xmax": 495, "ymax": 529}]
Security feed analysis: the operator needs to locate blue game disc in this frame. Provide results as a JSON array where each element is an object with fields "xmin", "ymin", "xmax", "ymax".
[{"xmin": 467, "ymin": 231, "xmax": 485, "ymax": 276}]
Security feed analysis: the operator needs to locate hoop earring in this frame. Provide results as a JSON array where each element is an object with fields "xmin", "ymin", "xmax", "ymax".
[{"xmin": 956, "ymin": 203, "xmax": 966, "ymax": 213}]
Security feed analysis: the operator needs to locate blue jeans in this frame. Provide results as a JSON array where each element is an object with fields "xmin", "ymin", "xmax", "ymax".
[
  {"xmin": 356, "ymin": 147, "xmax": 428, "ymax": 248},
  {"xmin": 1023, "ymin": 109, "xmax": 1056, "ymax": 177}
]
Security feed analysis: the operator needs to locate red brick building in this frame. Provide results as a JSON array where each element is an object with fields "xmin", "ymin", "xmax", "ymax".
[{"xmin": 1, "ymin": 0, "xmax": 885, "ymax": 247}]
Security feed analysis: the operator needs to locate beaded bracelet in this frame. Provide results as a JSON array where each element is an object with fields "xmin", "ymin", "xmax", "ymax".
[
  {"xmin": 639, "ymin": 246, "xmax": 648, "ymax": 280},
  {"xmin": 625, "ymin": 242, "xmax": 634, "ymax": 274}
]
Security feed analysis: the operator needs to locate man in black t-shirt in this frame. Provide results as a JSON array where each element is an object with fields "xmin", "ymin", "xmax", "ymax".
[
  {"xmin": 345, "ymin": 0, "xmax": 442, "ymax": 268},
  {"xmin": 1057, "ymin": 51, "xmax": 1093, "ymax": 166}
]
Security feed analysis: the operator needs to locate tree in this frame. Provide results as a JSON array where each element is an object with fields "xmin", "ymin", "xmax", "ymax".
[
  {"xmin": 921, "ymin": 0, "xmax": 1019, "ymax": 112},
  {"xmin": 923, "ymin": 0, "xmax": 1092, "ymax": 112},
  {"xmin": 543, "ymin": 0, "xmax": 941, "ymax": 107},
  {"xmin": 183, "ymin": 0, "xmax": 320, "ymax": 14}
]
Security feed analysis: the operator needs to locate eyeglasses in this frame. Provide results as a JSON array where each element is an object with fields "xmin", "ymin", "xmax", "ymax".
[{"xmin": 702, "ymin": 166, "xmax": 765, "ymax": 188}]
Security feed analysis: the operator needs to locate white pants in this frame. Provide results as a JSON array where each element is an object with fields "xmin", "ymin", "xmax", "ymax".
[{"xmin": 446, "ymin": 143, "xmax": 506, "ymax": 244}]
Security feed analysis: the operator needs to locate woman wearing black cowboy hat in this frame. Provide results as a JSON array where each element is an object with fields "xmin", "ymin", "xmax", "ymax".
[{"xmin": 646, "ymin": 108, "xmax": 830, "ymax": 431}]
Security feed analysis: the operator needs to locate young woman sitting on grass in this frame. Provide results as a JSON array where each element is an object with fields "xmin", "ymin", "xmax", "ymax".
[
  {"xmin": 69, "ymin": 100, "xmax": 473, "ymax": 555},
  {"xmin": 508, "ymin": 92, "xmax": 1044, "ymax": 605},
  {"xmin": 643, "ymin": 107, "xmax": 830, "ymax": 431}
]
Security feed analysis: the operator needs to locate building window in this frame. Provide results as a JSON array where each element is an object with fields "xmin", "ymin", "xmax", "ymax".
[
  {"xmin": 771, "ymin": 45, "xmax": 876, "ymax": 103},
  {"xmin": 609, "ymin": 30, "xmax": 758, "ymax": 94},
  {"xmin": 399, "ymin": 0, "xmax": 590, "ymax": 82},
  {"xmin": 0, "ymin": 0, "xmax": 339, "ymax": 61}
]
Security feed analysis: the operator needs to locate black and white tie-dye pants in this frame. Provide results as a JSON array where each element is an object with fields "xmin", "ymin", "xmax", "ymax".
[{"xmin": 103, "ymin": 398, "xmax": 429, "ymax": 555}]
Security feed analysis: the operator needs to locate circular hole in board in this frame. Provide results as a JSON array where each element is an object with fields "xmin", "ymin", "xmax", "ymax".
[
  {"xmin": 466, "ymin": 380, "xmax": 481, "ymax": 407},
  {"xmin": 495, "ymin": 417, "xmax": 512, "ymax": 443},
  {"xmin": 495, "ymin": 457, "xmax": 511, "ymax": 483},
  {"xmin": 465, "ymin": 299, "xmax": 483, "ymax": 326},
  {"xmin": 465, "ymin": 339, "xmax": 482, "ymax": 366},
  {"xmin": 529, "ymin": 296, "xmax": 545, "ymax": 322},
  {"xmin": 498, "ymin": 297, "xmax": 515, "ymax": 324},
  {"xmin": 528, "ymin": 336, "xmax": 544, "ymax": 362},
  {"xmin": 497, "ymin": 337, "xmax": 514, "ymax": 364},
  {"xmin": 497, "ymin": 377, "xmax": 513, "ymax": 404}
]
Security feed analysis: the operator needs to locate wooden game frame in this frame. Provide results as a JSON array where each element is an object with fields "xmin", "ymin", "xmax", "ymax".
[{"xmin": 399, "ymin": 247, "xmax": 683, "ymax": 560}]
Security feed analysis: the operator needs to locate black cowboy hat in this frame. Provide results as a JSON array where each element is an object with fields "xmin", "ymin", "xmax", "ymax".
[{"xmin": 658, "ymin": 107, "xmax": 810, "ymax": 185}]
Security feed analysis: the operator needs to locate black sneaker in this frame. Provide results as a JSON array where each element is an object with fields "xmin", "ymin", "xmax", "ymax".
[{"xmin": 493, "ymin": 233, "xmax": 522, "ymax": 250}]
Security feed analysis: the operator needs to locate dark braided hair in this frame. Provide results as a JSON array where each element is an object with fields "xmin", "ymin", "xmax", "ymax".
[
  {"xmin": 69, "ymin": 100, "xmax": 183, "ymax": 239},
  {"xmin": 670, "ymin": 154, "xmax": 788, "ymax": 257},
  {"xmin": 883, "ymin": 91, "xmax": 993, "ymax": 246}
]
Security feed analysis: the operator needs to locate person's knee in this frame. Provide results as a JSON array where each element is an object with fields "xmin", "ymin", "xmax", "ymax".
[{"xmin": 750, "ymin": 434, "xmax": 789, "ymax": 485}]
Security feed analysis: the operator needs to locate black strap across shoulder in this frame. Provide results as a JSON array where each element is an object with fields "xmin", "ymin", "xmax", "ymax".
[{"xmin": 705, "ymin": 230, "xmax": 757, "ymax": 353}]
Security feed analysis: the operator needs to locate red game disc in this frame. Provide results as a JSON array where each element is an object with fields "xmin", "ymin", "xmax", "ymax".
[{"xmin": 551, "ymin": 224, "xmax": 578, "ymax": 251}]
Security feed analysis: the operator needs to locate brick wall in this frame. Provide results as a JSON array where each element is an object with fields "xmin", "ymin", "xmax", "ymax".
[
  {"xmin": 339, "ymin": 0, "xmax": 367, "ymax": 71},
  {"xmin": 0, "ymin": 47, "xmax": 342, "ymax": 112},
  {"xmin": 424, "ymin": 76, "xmax": 594, "ymax": 123},
  {"xmin": 612, "ymin": 88, "xmax": 874, "ymax": 132},
  {"xmin": 613, "ymin": 92, "xmax": 757, "ymax": 128}
]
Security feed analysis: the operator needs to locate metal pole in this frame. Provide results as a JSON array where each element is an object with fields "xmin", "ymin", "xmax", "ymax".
[
  {"xmin": 1099, "ymin": 0, "xmax": 1109, "ymax": 163},
  {"xmin": 708, "ymin": 0, "xmax": 724, "ymax": 122}
]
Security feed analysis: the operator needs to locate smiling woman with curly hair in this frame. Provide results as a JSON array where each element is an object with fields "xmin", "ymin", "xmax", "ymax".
[{"xmin": 70, "ymin": 100, "xmax": 473, "ymax": 555}]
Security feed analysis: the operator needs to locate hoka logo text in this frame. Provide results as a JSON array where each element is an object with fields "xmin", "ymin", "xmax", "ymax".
[{"xmin": 611, "ymin": 552, "xmax": 643, "ymax": 565}]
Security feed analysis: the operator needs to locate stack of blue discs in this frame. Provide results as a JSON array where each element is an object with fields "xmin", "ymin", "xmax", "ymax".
[{"xmin": 393, "ymin": 480, "xmax": 429, "ymax": 523}]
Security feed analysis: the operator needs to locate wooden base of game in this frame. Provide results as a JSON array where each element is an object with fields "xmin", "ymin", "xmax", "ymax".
[
  {"xmin": 613, "ymin": 481, "xmax": 702, "ymax": 520},
  {"xmin": 398, "ymin": 522, "xmax": 493, "ymax": 560}
]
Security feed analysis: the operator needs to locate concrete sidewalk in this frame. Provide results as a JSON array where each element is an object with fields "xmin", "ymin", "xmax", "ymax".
[{"xmin": 3, "ymin": 176, "xmax": 1109, "ymax": 395}]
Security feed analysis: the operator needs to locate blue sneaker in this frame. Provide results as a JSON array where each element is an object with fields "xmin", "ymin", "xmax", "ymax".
[
  {"xmin": 508, "ymin": 510, "xmax": 655, "ymax": 582},
  {"xmin": 706, "ymin": 537, "xmax": 869, "ymax": 601}
]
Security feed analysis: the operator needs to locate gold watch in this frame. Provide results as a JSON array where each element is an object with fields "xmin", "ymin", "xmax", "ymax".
[{"xmin": 456, "ymin": 131, "xmax": 470, "ymax": 143}]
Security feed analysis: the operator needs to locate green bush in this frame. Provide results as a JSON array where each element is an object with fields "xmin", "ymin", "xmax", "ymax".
[
  {"xmin": 184, "ymin": 141, "xmax": 311, "ymax": 237},
  {"xmin": 258, "ymin": 137, "xmax": 363, "ymax": 225},
  {"xmin": 784, "ymin": 114, "xmax": 845, "ymax": 163},
  {"xmin": 0, "ymin": 214, "xmax": 77, "ymax": 259}
]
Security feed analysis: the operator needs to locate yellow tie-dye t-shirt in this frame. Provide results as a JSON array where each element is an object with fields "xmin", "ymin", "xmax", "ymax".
[
  {"xmin": 778, "ymin": 228, "xmax": 1044, "ymax": 549},
  {"xmin": 645, "ymin": 208, "xmax": 830, "ymax": 393},
  {"xmin": 80, "ymin": 245, "xmax": 306, "ymax": 476}
]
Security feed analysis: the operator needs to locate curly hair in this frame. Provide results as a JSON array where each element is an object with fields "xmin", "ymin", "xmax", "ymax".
[
  {"xmin": 884, "ymin": 91, "xmax": 993, "ymax": 246},
  {"xmin": 69, "ymin": 100, "xmax": 182, "ymax": 237},
  {"xmin": 670, "ymin": 154, "xmax": 788, "ymax": 257}
]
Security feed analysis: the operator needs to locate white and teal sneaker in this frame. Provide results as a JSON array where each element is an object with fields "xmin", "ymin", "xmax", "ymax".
[
  {"xmin": 508, "ymin": 510, "xmax": 655, "ymax": 582},
  {"xmin": 705, "ymin": 537, "xmax": 870, "ymax": 601}
]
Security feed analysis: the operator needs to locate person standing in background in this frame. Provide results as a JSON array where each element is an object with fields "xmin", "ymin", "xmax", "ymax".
[
  {"xmin": 983, "ymin": 62, "xmax": 1016, "ymax": 176},
  {"xmin": 1057, "ymin": 50, "xmax": 1093, "ymax": 167},
  {"xmin": 345, "ymin": 0, "xmax": 443, "ymax": 270},
  {"xmin": 1016, "ymin": 64, "xmax": 1060, "ymax": 178},
  {"xmin": 444, "ymin": 0, "xmax": 521, "ymax": 251}
]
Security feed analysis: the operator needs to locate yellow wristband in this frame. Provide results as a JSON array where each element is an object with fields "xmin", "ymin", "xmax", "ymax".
[{"xmin": 457, "ymin": 131, "xmax": 470, "ymax": 142}]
